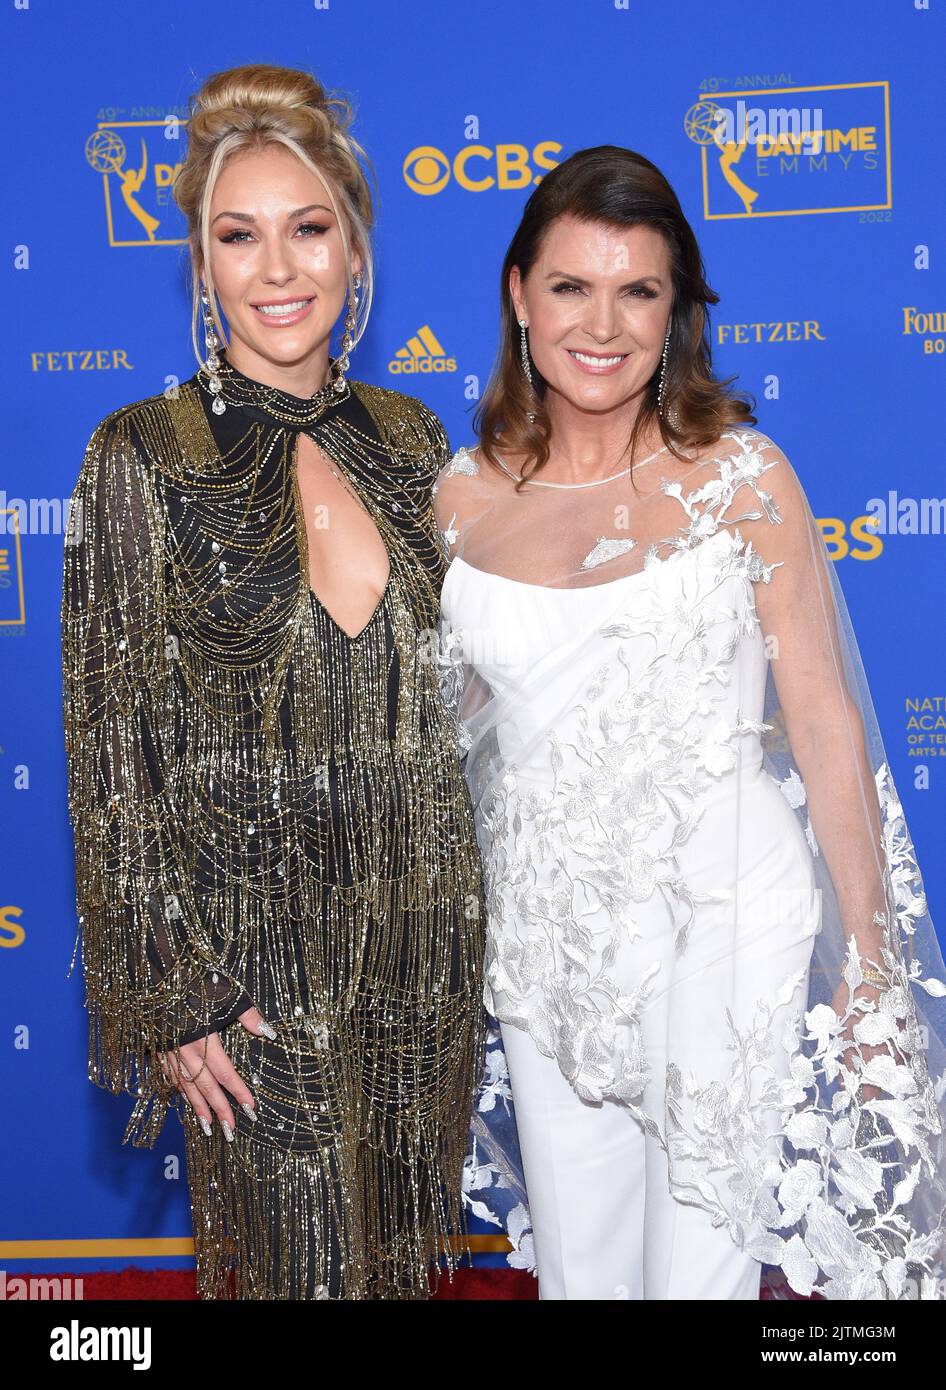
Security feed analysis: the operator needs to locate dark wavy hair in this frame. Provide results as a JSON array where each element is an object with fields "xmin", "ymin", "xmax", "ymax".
[{"xmin": 473, "ymin": 145, "xmax": 756, "ymax": 489}]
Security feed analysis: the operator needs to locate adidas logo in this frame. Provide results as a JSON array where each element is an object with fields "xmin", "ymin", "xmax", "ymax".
[{"xmin": 389, "ymin": 325, "xmax": 457, "ymax": 374}]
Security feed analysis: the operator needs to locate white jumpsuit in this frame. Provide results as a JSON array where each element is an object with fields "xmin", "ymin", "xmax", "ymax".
[{"xmin": 441, "ymin": 466, "xmax": 820, "ymax": 1300}]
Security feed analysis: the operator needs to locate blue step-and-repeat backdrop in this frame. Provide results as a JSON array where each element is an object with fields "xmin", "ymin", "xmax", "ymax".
[{"xmin": 2, "ymin": 0, "xmax": 943, "ymax": 1278}]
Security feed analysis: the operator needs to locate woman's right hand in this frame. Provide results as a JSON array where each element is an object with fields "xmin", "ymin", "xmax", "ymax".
[{"xmin": 157, "ymin": 1005, "xmax": 273, "ymax": 1138}]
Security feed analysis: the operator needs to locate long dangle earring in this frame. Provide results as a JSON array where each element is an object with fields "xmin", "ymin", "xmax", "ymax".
[
  {"xmin": 518, "ymin": 317, "xmax": 537, "ymax": 424},
  {"xmin": 657, "ymin": 321, "xmax": 682, "ymax": 430},
  {"xmin": 333, "ymin": 269, "xmax": 361, "ymax": 391},
  {"xmin": 200, "ymin": 284, "xmax": 226, "ymax": 415}
]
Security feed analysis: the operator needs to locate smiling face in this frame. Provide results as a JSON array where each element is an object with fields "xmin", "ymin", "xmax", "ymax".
[
  {"xmin": 201, "ymin": 143, "xmax": 363, "ymax": 385},
  {"xmin": 509, "ymin": 214, "xmax": 673, "ymax": 416}
]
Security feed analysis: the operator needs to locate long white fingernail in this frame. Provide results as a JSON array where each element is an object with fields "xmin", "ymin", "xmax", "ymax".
[
  {"xmin": 222, "ymin": 1122, "xmax": 235, "ymax": 1142},
  {"xmin": 199, "ymin": 1116, "xmax": 213, "ymax": 1137},
  {"xmin": 258, "ymin": 1020, "xmax": 277, "ymax": 1040},
  {"xmin": 241, "ymin": 1101, "xmax": 258, "ymax": 1122}
]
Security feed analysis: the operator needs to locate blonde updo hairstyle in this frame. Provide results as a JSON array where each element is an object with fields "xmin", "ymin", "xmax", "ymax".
[{"xmin": 174, "ymin": 63, "xmax": 376, "ymax": 371}]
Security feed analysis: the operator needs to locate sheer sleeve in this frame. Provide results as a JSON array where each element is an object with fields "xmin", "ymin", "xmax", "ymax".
[
  {"xmin": 62, "ymin": 410, "xmax": 253, "ymax": 1147},
  {"xmin": 750, "ymin": 450, "xmax": 890, "ymax": 988},
  {"xmin": 732, "ymin": 437, "xmax": 946, "ymax": 1294},
  {"xmin": 431, "ymin": 444, "xmax": 489, "ymax": 555},
  {"xmin": 431, "ymin": 446, "xmax": 500, "ymax": 757}
]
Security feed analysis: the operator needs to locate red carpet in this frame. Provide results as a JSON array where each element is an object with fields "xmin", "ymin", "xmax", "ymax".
[
  {"xmin": 6, "ymin": 1266, "xmax": 808, "ymax": 1299},
  {"xmin": 8, "ymin": 1266, "xmax": 539, "ymax": 1300}
]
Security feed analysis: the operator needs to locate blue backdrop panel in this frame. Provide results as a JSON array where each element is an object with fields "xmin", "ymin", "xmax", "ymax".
[{"xmin": 2, "ymin": 0, "xmax": 943, "ymax": 1275}]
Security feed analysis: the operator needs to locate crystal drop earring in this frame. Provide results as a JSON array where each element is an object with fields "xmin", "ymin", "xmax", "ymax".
[
  {"xmin": 657, "ymin": 321, "xmax": 682, "ymax": 430},
  {"xmin": 333, "ymin": 269, "xmax": 362, "ymax": 392},
  {"xmin": 518, "ymin": 317, "xmax": 537, "ymax": 424},
  {"xmin": 200, "ymin": 284, "xmax": 227, "ymax": 415}
]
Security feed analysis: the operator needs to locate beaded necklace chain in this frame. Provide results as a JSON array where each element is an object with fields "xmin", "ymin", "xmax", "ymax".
[{"xmin": 197, "ymin": 352, "xmax": 351, "ymax": 426}]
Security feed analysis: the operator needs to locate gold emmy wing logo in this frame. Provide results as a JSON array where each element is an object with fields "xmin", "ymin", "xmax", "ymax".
[
  {"xmin": 388, "ymin": 326, "xmax": 456, "ymax": 375},
  {"xmin": 85, "ymin": 121, "xmax": 187, "ymax": 246},
  {"xmin": 684, "ymin": 81, "xmax": 891, "ymax": 219}
]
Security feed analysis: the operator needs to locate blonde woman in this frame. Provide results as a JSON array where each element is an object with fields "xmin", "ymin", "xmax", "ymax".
[{"xmin": 61, "ymin": 64, "xmax": 486, "ymax": 1300}]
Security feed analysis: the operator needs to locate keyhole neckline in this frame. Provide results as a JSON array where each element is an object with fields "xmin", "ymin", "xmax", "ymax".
[{"xmin": 291, "ymin": 432, "xmax": 393, "ymax": 643}]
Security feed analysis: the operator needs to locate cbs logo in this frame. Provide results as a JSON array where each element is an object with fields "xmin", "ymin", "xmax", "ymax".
[
  {"xmin": 403, "ymin": 142, "xmax": 562, "ymax": 195},
  {"xmin": 817, "ymin": 514, "xmax": 883, "ymax": 561}
]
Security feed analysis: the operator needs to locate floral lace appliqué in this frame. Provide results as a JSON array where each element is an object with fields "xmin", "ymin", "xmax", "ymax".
[{"xmin": 461, "ymin": 431, "xmax": 946, "ymax": 1294}]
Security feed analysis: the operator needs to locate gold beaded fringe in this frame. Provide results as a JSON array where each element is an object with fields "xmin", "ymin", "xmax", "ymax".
[{"xmin": 61, "ymin": 374, "xmax": 488, "ymax": 1299}]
